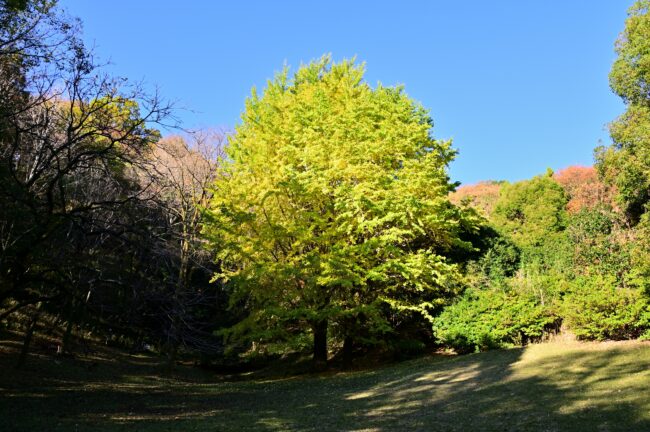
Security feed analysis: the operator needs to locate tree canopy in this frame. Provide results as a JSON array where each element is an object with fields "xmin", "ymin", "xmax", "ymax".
[
  {"xmin": 597, "ymin": 0, "xmax": 650, "ymax": 222},
  {"xmin": 492, "ymin": 171, "xmax": 568, "ymax": 251},
  {"xmin": 204, "ymin": 57, "xmax": 479, "ymax": 366}
]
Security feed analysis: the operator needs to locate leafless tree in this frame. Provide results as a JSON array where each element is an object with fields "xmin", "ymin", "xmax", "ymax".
[
  {"xmin": 145, "ymin": 130, "xmax": 226, "ymax": 369},
  {"xmin": 0, "ymin": 1, "xmax": 176, "ymax": 366}
]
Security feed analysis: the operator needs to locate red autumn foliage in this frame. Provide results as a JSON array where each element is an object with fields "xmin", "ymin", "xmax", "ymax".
[
  {"xmin": 450, "ymin": 181, "xmax": 502, "ymax": 217},
  {"xmin": 553, "ymin": 165, "xmax": 616, "ymax": 213},
  {"xmin": 452, "ymin": 166, "xmax": 616, "ymax": 217}
]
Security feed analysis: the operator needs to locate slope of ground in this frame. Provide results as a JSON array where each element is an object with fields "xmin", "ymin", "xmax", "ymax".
[{"xmin": 1, "ymin": 335, "xmax": 649, "ymax": 431}]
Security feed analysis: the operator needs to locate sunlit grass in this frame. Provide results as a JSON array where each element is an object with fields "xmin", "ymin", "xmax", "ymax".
[{"xmin": 1, "ymin": 339, "xmax": 649, "ymax": 431}]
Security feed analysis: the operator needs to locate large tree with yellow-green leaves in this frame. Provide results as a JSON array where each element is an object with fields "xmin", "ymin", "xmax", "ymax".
[{"xmin": 204, "ymin": 57, "xmax": 478, "ymax": 367}]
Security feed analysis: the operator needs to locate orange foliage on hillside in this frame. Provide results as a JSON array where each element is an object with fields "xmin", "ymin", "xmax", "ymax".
[
  {"xmin": 450, "ymin": 181, "xmax": 502, "ymax": 217},
  {"xmin": 553, "ymin": 165, "xmax": 615, "ymax": 213},
  {"xmin": 452, "ymin": 166, "xmax": 616, "ymax": 218}
]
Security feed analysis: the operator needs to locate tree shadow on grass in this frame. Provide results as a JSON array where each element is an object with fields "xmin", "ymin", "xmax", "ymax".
[
  {"xmin": 1, "ymin": 341, "xmax": 649, "ymax": 431},
  {"xmin": 328, "ymin": 345, "xmax": 650, "ymax": 431}
]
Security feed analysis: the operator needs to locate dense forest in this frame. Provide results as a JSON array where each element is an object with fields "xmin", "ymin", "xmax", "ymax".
[{"xmin": 1, "ymin": 0, "xmax": 649, "ymax": 377}]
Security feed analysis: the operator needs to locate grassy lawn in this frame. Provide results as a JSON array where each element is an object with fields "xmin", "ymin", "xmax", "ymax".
[{"xmin": 1, "ymin": 337, "xmax": 649, "ymax": 431}]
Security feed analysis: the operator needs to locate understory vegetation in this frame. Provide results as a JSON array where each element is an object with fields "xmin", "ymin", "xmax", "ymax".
[{"xmin": 444, "ymin": 168, "xmax": 650, "ymax": 352}]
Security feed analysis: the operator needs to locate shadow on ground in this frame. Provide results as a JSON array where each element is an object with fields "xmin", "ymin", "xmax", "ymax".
[{"xmin": 1, "ymin": 337, "xmax": 649, "ymax": 431}]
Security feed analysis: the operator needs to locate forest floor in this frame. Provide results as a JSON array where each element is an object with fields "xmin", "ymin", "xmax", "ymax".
[{"xmin": 1, "ymin": 333, "xmax": 649, "ymax": 431}]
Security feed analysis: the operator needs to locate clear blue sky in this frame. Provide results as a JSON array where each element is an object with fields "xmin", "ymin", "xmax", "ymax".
[{"xmin": 59, "ymin": 0, "xmax": 629, "ymax": 185}]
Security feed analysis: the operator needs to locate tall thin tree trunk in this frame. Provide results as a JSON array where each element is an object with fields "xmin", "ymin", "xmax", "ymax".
[
  {"xmin": 16, "ymin": 302, "xmax": 42, "ymax": 369},
  {"xmin": 342, "ymin": 335, "xmax": 354, "ymax": 370},
  {"xmin": 164, "ymin": 337, "xmax": 178, "ymax": 373},
  {"xmin": 312, "ymin": 319, "xmax": 328, "ymax": 371},
  {"xmin": 61, "ymin": 299, "xmax": 76, "ymax": 354},
  {"xmin": 61, "ymin": 318, "xmax": 74, "ymax": 353},
  {"xmin": 165, "ymin": 232, "xmax": 192, "ymax": 373}
]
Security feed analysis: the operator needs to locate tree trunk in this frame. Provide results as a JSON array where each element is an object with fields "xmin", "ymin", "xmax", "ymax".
[
  {"xmin": 342, "ymin": 335, "xmax": 353, "ymax": 370},
  {"xmin": 16, "ymin": 302, "xmax": 42, "ymax": 369},
  {"xmin": 61, "ymin": 318, "xmax": 74, "ymax": 354},
  {"xmin": 164, "ymin": 339, "xmax": 178, "ymax": 374},
  {"xmin": 164, "ymin": 235, "xmax": 189, "ymax": 374},
  {"xmin": 163, "ymin": 311, "xmax": 180, "ymax": 373},
  {"xmin": 312, "ymin": 319, "xmax": 328, "ymax": 371},
  {"xmin": 61, "ymin": 299, "xmax": 76, "ymax": 354}
]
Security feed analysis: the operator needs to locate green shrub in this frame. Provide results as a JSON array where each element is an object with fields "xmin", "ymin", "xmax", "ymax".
[
  {"xmin": 567, "ymin": 207, "xmax": 635, "ymax": 279},
  {"xmin": 492, "ymin": 173, "xmax": 568, "ymax": 252},
  {"xmin": 434, "ymin": 286, "xmax": 560, "ymax": 354},
  {"xmin": 479, "ymin": 236, "xmax": 521, "ymax": 281},
  {"xmin": 562, "ymin": 275, "xmax": 650, "ymax": 340}
]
